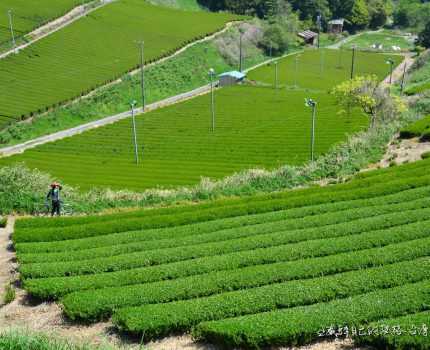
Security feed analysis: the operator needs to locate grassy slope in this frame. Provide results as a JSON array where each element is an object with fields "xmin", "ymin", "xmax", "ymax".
[
  {"xmin": 247, "ymin": 49, "xmax": 403, "ymax": 89},
  {"xmin": 0, "ymin": 0, "xmax": 238, "ymax": 126},
  {"xmin": 14, "ymin": 158, "xmax": 430, "ymax": 348},
  {"xmin": 341, "ymin": 32, "xmax": 414, "ymax": 52}
]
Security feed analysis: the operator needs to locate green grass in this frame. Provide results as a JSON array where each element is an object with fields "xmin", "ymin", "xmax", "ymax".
[
  {"xmin": 247, "ymin": 49, "xmax": 403, "ymax": 90},
  {"xmin": 148, "ymin": 0, "xmax": 202, "ymax": 11},
  {"xmin": 404, "ymin": 54, "xmax": 430, "ymax": 95},
  {"xmin": 0, "ymin": 0, "xmax": 239, "ymax": 128},
  {"xmin": 0, "ymin": 0, "xmax": 92, "ymax": 47},
  {"xmin": 13, "ymin": 158, "xmax": 430, "ymax": 347},
  {"xmin": 0, "ymin": 330, "xmax": 116, "ymax": 350},
  {"xmin": 0, "ymin": 217, "xmax": 6, "ymax": 228},
  {"xmin": 342, "ymin": 32, "xmax": 414, "ymax": 52},
  {"xmin": 0, "ymin": 49, "xmax": 400, "ymax": 191},
  {"xmin": 400, "ymin": 115, "xmax": 430, "ymax": 141}
]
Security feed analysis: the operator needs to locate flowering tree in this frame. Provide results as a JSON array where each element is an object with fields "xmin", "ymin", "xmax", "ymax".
[
  {"xmin": 331, "ymin": 75, "xmax": 406, "ymax": 128},
  {"xmin": 331, "ymin": 75, "xmax": 380, "ymax": 127}
]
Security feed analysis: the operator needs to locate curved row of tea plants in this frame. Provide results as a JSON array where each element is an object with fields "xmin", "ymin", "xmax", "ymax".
[
  {"xmin": 355, "ymin": 311, "xmax": 430, "ymax": 350},
  {"xmin": 0, "ymin": 0, "xmax": 93, "ymax": 45}
]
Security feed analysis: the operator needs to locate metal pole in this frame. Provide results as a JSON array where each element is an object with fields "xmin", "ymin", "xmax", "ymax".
[
  {"xmin": 400, "ymin": 62, "xmax": 407, "ymax": 95},
  {"xmin": 239, "ymin": 32, "xmax": 243, "ymax": 72},
  {"xmin": 275, "ymin": 62, "xmax": 278, "ymax": 89},
  {"xmin": 130, "ymin": 102, "xmax": 139, "ymax": 165},
  {"xmin": 311, "ymin": 103, "xmax": 316, "ymax": 162},
  {"xmin": 8, "ymin": 10, "xmax": 15, "ymax": 48},
  {"xmin": 209, "ymin": 70, "xmax": 215, "ymax": 132},
  {"xmin": 389, "ymin": 62, "xmax": 394, "ymax": 85},
  {"xmin": 350, "ymin": 46, "xmax": 356, "ymax": 79},
  {"xmin": 295, "ymin": 55, "xmax": 299, "ymax": 88},
  {"xmin": 337, "ymin": 49, "xmax": 342, "ymax": 69},
  {"xmin": 317, "ymin": 14, "xmax": 322, "ymax": 49},
  {"xmin": 320, "ymin": 49, "xmax": 325, "ymax": 76},
  {"xmin": 139, "ymin": 41, "xmax": 146, "ymax": 111}
]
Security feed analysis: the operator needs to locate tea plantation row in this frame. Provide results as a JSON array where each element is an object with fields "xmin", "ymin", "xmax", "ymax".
[
  {"xmin": 0, "ymin": 0, "xmax": 92, "ymax": 45},
  {"xmin": 14, "ymin": 158, "xmax": 430, "ymax": 348},
  {"xmin": 0, "ymin": 0, "xmax": 239, "ymax": 125}
]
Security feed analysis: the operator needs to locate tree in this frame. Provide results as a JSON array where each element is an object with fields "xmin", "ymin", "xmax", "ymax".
[
  {"xmin": 260, "ymin": 22, "xmax": 291, "ymax": 55},
  {"xmin": 331, "ymin": 75, "xmax": 379, "ymax": 127},
  {"xmin": 347, "ymin": 0, "xmax": 370, "ymax": 31},
  {"xmin": 331, "ymin": 75, "xmax": 407, "ymax": 127},
  {"xmin": 418, "ymin": 21, "xmax": 430, "ymax": 48},
  {"xmin": 368, "ymin": 0, "xmax": 388, "ymax": 29}
]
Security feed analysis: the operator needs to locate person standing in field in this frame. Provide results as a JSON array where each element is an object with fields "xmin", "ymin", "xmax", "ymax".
[{"xmin": 46, "ymin": 182, "xmax": 63, "ymax": 216}]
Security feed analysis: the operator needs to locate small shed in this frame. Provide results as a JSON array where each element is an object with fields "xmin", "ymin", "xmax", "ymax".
[
  {"xmin": 298, "ymin": 30, "xmax": 318, "ymax": 45},
  {"xmin": 328, "ymin": 19, "xmax": 345, "ymax": 34},
  {"xmin": 219, "ymin": 71, "xmax": 246, "ymax": 87}
]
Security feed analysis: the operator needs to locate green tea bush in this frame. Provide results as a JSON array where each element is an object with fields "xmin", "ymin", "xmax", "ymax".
[
  {"xmin": 23, "ymin": 235, "xmax": 430, "ymax": 300},
  {"xmin": 193, "ymin": 281, "xmax": 430, "ymax": 348},
  {"xmin": 60, "ymin": 220, "xmax": 430, "ymax": 320},
  {"xmin": 399, "ymin": 115, "xmax": 430, "ymax": 139},
  {"xmin": 18, "ymin": 197, "xmax": 430, "ymax": 264},
  {"xmin": 114, "ymin": 258, "xmax": 429, "ymax": 339},
  {"xmin": 355, "ymin": 311, "xmax": 430, "ymax": 350}
]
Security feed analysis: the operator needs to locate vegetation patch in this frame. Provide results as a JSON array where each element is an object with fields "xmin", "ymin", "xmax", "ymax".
[{"xmin": 400, "ymin": 115, "xmax": 430, "ymax": 141}]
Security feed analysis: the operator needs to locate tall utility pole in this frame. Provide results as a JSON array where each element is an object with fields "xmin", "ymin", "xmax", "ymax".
[
  {"xmin": 350, "ymin": 46, "xmax": 356, "ymax": 79},
  {"xmin": 130, "ymin": 100, "xmax": 139, "ymax": 165},
  {"xmin": 209, "ymin": 68, "xmax": 216, "ymax": 132},
  {"xmin": 316, "ymin": 13, "xmax": 322, "ymax": 49},
  {"xmin": 386, "ymin": 58, "xmax": 395, "ymax": 85},
  {"xmin": 239, "ymin": 29, "xmax": 244, "ymax": 72},
  {"xmin": 305, "ymin": 98, "xmax": 317, "ymax": 162},
  {"xmin": 400, "ymin": 62, "xmax": 408, "ymax": 95},
  {"xmin": 320, "ymin": 49, "xmax": 325, "ymax": 76},
  {"xmin": 8, "ymin": 9, "xmax": 15, "ymax": 48},
  {"xmin": 138, "ymin": 40, "xmax": 146, "ymax": 111}
]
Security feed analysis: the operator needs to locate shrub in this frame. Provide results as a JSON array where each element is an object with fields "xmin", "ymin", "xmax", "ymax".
[
  {"xmin": 193, "ymin": 281, "xmax": 430, "ymax": 349},
  {"xmin": 3, "ymin": 284, "xmax": 15, "ymax": 305}
]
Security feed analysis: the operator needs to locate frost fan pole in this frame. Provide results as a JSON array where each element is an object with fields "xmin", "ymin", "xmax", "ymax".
[
  {"xmin": 138, "ymin": 40, "xmax": 146, "ymax": 111},
  {"xmin": 130, "ymin": 100, "xmax": 139, "ymax": 165},
  {"xmin": 8, "ymin": 10, "xmax": 15, "ymax": 48},
  {"xmin": 306, "ymin": 98, "xmax": 317, "ymax": 162},
  {"xmin": 209, "ymin": 68, "xmax": 216, "ymax": 132}
]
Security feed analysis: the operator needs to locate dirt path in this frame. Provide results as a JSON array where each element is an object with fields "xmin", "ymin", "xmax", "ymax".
[
  {"xmin": 0, "ymin": 0, "xmax": 116, "ymax": 60},
  {"xmin": 381, "ymin": 53, "xmax": 415, "ymax": 86},
  {"xmin": 0, "ymin": 217, "xmax": 16, "ymax": 305},
  {"xmin": 375, "ymin": 137, "xmax": 430, "ymax": 169}
]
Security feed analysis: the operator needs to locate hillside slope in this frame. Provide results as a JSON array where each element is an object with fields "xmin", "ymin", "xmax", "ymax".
[
  {"xmin": 13, "ymin": 157, "xmax": 430, "ymax": 348},
  {"xmin": 0, "ymin": 0, "xmax": 239, "ymax": 128}
]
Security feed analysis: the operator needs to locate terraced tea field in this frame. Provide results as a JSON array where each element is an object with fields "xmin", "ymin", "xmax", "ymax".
[
  {"xmin": 0, "ymin": 0, "xmax": 239, "ymax": 128},
  {"xmin": 0, "ymin": 0, "xmax": 91, "ymax": 45},
  {"xmin": 247, "ymin": 49, "xmax": 403, "ymax": 89},
  {"xmin": 0, "ymin": 85, "xmax": 368, "ymax": 191},
  {"xmin": 14, "ymin": 158, "xmax": 430, "ymax": 348},
  {"xmin": 0, "ymin": 49, "xmax": 402, "ymax": 191}
]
